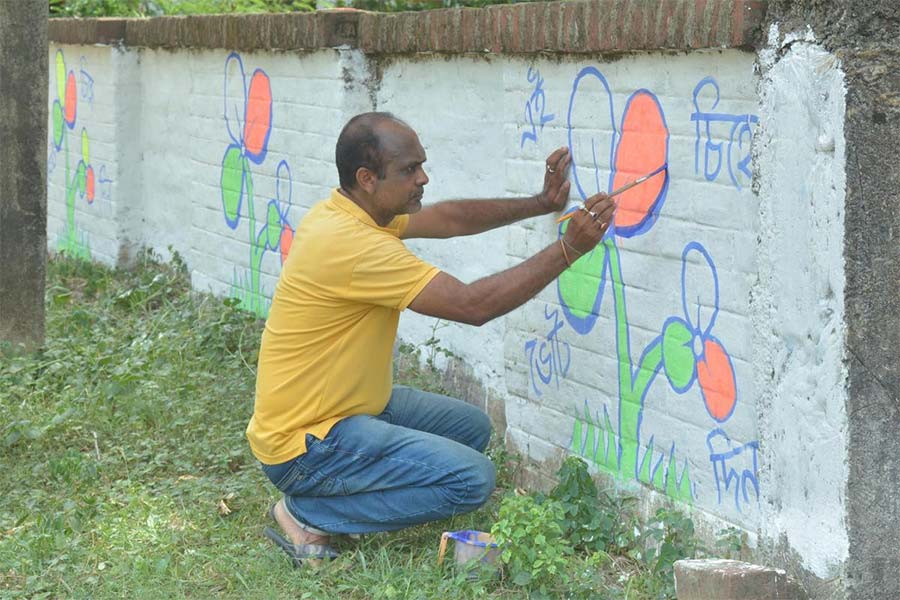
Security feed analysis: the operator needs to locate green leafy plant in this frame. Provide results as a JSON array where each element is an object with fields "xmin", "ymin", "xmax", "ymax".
[
  {"xmin": 713, "ymin": 526, "xmax": 745, "ymax": 559},
  {"xmin": 545, "ymin": 456, "xmax": 640, "ymax": 557},
  {"xmin": 394, "ymin": 319, "xmax": 457, "ymax": 394},
  {"xmin": 49, "ymin": 0, "xmax": 315, "ymax": 18},
  {"xmin": 490, "ymin": 492, "xmax": 571, "ymax": 596},
  {"xmin": 639, "ymin": 507, "xmax": 703, "ymax": 598},
  {"xmin": 334, "ymin": 0, "xmax": 541, "ymax": 11}
]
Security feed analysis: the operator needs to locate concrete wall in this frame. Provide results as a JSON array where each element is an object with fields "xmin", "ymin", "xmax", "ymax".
[{"xmin": 45, "ymin": 2, "xmax": 869, "ymax": 595}]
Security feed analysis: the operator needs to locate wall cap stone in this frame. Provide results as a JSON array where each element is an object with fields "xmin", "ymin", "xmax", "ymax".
[{"xmin": 49, "ymin": 0, "xmax": 767, "ymax": 54}]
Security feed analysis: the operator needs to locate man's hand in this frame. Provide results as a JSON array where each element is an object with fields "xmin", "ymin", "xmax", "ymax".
[
  {"xmin": 562, "ymin": 192, "xmax": 615, "ymax": 256},
  {"xmin": 534, "ymin": 147, "xmax": 572, "ymax": 213}
]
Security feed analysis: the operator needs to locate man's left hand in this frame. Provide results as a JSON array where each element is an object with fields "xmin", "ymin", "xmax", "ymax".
[{"xmin": 535, "ymin": 147, "xmax": 572, "ymax": 213}]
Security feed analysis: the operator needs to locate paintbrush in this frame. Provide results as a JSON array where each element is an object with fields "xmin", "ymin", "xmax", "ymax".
[{"xmin": 555, "ymin": 163, "xmax": 668, "ymax": 224}]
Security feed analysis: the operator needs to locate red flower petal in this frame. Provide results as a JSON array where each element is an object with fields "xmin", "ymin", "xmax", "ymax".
[
  {"xmin": 611, "ymin": 91, "xmax": 668, "ymax": 236},
  {"xmin": 697, "ymin": 338, "xmax": 736, "ymax": 422},
  {"xmin": 85, "ymin": 166, "xmax": 95, "ymax": 203},
  {"xmin": 243, "ymin": 70, "xmax": 272, "ymax": 161},
  {"xmin": 280, "ymin": 225, "xmax": 294, "ymax": 264},
  {"xmin": 64, "ymin": 72, "xmax": 77, "ymax": 126}
]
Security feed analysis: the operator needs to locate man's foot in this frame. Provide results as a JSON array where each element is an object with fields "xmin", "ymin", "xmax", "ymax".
[{"xmin": 271, "ymin": 498, "xmax": 330, "ymax": 547}]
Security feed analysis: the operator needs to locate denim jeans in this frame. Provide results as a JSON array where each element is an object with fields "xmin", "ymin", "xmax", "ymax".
[{"xmin": 260, "ymin": 385, "xmax": 496, "ymax": 535}]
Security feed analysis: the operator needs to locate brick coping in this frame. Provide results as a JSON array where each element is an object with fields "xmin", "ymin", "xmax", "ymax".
[{"xmin": 49, "ymin": 0, "xmax": 766, "ymax": 54}]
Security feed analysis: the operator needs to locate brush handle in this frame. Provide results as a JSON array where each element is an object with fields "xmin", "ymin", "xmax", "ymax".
[{"xmin": 554, "ymin": 164, "xmax": 667, "ymax": 223}]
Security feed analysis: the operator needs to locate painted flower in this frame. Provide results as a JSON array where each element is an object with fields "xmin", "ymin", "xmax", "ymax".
[
  {"xmin": 52, "ymin": 51, "xmax": 95, "ymax": 204},
  {"xmin": 558, "ymin": 66, "xmax": 670, "ymax": 334},
  {"xmin": 51, "ymin": 51, "xmax": 76, "ymax": 151},
  {"xmin": 220, "ymin": 52, "xmax": 273, "ymax": 230},
  {"xmin": 661, "ymin": 242, "xmax": 737, "ymax": 422},
  {"xmin": 263, "ymin": 160, "xmax": 295, "ymax": 265}
]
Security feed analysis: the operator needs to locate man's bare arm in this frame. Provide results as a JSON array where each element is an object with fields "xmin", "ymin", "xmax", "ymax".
[
  {"xmin": 402, "ymin": 148, "xmax": 571, "ymax": 239},
  {"xmin": 408, "ymin": 192, "xmax": 615, "ymax": 326}
]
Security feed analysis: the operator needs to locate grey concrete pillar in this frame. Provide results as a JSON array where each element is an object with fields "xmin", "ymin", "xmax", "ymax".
[
  {"xmin": 0, "ymin": 5, "xmax": 48, "ymax": 350},
  {"xmin": 842, "ymin": 40, "xmax": 900, "ymax": 600}
]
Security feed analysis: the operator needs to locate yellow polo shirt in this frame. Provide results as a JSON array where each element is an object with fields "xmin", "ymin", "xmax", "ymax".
[{"xmin": 247, "ymin": 189, "xmax": 440, "ymax": 464}]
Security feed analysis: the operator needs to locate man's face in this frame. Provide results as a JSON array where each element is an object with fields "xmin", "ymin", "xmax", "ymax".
[{"xmin": 369, "ymin": 123, "xmax": 429, "ymax": 218}]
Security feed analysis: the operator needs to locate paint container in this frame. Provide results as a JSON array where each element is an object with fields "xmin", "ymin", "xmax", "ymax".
[{"xmin": 437, "ymin": 530, "xmax": 501, "ymax": 569}]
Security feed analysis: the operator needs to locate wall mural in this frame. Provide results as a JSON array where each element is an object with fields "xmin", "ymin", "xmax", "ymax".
[
  {"xmin": 219, "ymin": 52, "xmax": 296, "ymax": 318},
  {"xmin": 49, "ymin": 50, "xmax": 109, "ymax": 259},
  {"xmin": 523, "ymin": 66, "xmax": 759, "ymax": 511}
]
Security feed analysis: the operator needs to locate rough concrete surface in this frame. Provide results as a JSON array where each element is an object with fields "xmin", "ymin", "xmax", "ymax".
[
  {"xmin": 675, "ymin": 559, "xmax": 807, "ymax": 599},
  {"xmin": 0, "ymin": 4, "xmax": 47, "ymax": 350}
]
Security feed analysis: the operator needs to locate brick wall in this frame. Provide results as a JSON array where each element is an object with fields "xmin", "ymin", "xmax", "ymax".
[{"xmin": 46, "ymin": 2, "xmax": 852, "ymax": 592}]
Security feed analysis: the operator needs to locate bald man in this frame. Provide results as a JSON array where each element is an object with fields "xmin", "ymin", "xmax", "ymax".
[{"xmin": 247, "ymin": 112, "xmax": 613, "ymax": 565}]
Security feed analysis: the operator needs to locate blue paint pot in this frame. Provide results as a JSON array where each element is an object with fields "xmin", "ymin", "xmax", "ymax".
[{"xmin": 438, "ymin": 530, "xmax": 501, "ymax": 567}]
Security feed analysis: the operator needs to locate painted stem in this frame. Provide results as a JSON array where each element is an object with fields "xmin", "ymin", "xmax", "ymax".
[
  {"xmin": 607, "ymin": 238, "xmax": 664, "ymax": 480},
  {"xmin": 244, "ymin": 162, "xmax": 264, "ymax": 316}
]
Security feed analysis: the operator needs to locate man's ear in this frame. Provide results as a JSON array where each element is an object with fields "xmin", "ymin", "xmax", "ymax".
[{"xmin": 356, "ymin": 167, "xmax": 377, "ymax": 194}]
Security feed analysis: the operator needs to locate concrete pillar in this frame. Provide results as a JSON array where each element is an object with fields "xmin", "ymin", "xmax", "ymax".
[
  {"xmin": 0, "ymin": 5, "xmax": 48, "ymax": 350},
  {"xmin": 765, "ymin": 2, "xmax": 900, "ymax": 598}
]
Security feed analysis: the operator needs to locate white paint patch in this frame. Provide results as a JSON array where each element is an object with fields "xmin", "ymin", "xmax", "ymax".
[{"xmin": 754, "ymin": 36, "xmax": 849, "ymax": 577}]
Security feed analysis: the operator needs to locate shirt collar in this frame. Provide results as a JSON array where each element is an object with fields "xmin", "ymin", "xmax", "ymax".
[{"xmin": 329, "ymin": 188, "xmax": 401, "ymax": 233}]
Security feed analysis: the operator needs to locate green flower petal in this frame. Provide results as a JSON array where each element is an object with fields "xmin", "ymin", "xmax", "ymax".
[
  {"xmin": 220, "ymin": 146, "xmax": 244, "ymax": 228},
  {"xmin": 52, "ymin": 102, "xmax": 64, "ymax": 148},
  {"xmin": 75, "ymin": 161, "xmax": 87, "ymax": 196},
  {"xmin": 266, "ymin": 202, "xmax": 281, "ymax": 250},
  {"xmin": 55, "ymin": 51, "xmax": 66, "ymax": 102},
  {"xmin": 81, "ymin": 129, "xmax": 90, "ymax": 164},
  {"xmin": 662, "ymin": 318, "xmax": 695, "ymax": 390}
]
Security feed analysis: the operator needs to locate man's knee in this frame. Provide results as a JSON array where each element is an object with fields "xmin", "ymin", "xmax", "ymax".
[
  {"xmin": 472, "ymin": 410, "xmax": 493, "ymax": 453},
  {"xmin": 467, "ymin": 454, "xmax": 496, "ymax": 507}
]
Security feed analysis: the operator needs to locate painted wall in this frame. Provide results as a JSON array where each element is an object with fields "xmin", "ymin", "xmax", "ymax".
[{"xmin": 45, "ymin": 41, "xmax": 848, "ymax": 581}]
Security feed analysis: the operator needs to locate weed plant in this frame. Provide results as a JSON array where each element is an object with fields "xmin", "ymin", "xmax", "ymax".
[{"xmin": 0, "ymin": 253, "xmax": 727, "ymax": 599}]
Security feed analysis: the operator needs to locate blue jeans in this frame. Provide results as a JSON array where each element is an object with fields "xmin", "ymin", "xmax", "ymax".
[{"xmin": 260, "ymin": 385, "xmax": 496, "ymax": 535}]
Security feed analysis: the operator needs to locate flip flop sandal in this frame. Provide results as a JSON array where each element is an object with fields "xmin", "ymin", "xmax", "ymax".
[{"xmin": 263, "ymin": 526, "xmax": 340, "ymax": 567}]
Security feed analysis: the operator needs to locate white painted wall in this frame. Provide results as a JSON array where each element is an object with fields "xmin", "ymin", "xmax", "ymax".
[{"xmin": 45, "ymin": 40, "xmax": 848, "ymax": 580}]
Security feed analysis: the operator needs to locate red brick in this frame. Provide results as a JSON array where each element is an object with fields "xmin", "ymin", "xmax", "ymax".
[
  {"xmin": 543, "ymin": 2, "xmax": 559, "ymax": 52},
  {"xmin": 632, "ymin": 2, "xmax": 647, "ymax": 49},
  {"xmin": 571, "ymin": 1, "xmax": 587, "ymax": 51},
  {"xmin": 693, "ymin": 0, "xmax": 710, "ymax": 48},
  {"xmin": 401, "ymin": 13, "xmax": 417, "ymax": 54},
  {"xmin": 490, "ymin": 5, "xmax": 502, "ymax": 53},
  {"xmin": 733, "ymin": 0, "xmax": 766, "ymax": 47},
  {"xmin": 460, "ymin": 8, "xmax": 476, "ymax": 52},
  {"xmin": 709, "ymin": 0, "xmax": 723, "ymax": 46},
  {"xmin": 595, "ymin": 0, "xmax": 614, "ymax": 52}
]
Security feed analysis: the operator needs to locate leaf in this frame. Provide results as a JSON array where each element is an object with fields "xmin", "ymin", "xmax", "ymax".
[
  {"xmin": 511, "ymin": 570, "xmax": 531, "ymax": 586},
  {"xmin": 220, "ymin": 144, "xmax": 245, "ymax": 229},
  {"xmin": 266, "ymin": 201, "xmax": 281, "ymax": 250},
  {"xmin": 662, "ymin": 317, "xmax": 695, "ymax": 391}
]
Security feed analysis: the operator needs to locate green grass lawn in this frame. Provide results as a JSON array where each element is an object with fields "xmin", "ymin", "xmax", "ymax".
[{"xmin": 0, "ymin": 253, "xmax": 688, "ymax": 599}]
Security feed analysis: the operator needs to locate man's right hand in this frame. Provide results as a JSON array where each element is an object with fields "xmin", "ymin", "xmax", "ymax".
[{"xmin": 562, "ymin": 192, "xmax": 615, "ymax": 256}]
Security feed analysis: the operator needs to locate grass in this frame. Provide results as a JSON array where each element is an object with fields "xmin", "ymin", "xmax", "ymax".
[{"xmin": 0, "ymin": 252, "xmax": 684, "ymax": 599}]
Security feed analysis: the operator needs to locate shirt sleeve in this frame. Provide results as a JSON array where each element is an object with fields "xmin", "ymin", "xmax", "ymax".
[{"xmin": 349, "ymin": 235, "xmax": 440, "ymax": 310}]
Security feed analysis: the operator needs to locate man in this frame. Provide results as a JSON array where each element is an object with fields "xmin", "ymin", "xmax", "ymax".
[{"xmin": 247, "ymin": 112, "xmax": 614, "ymax": 565}]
